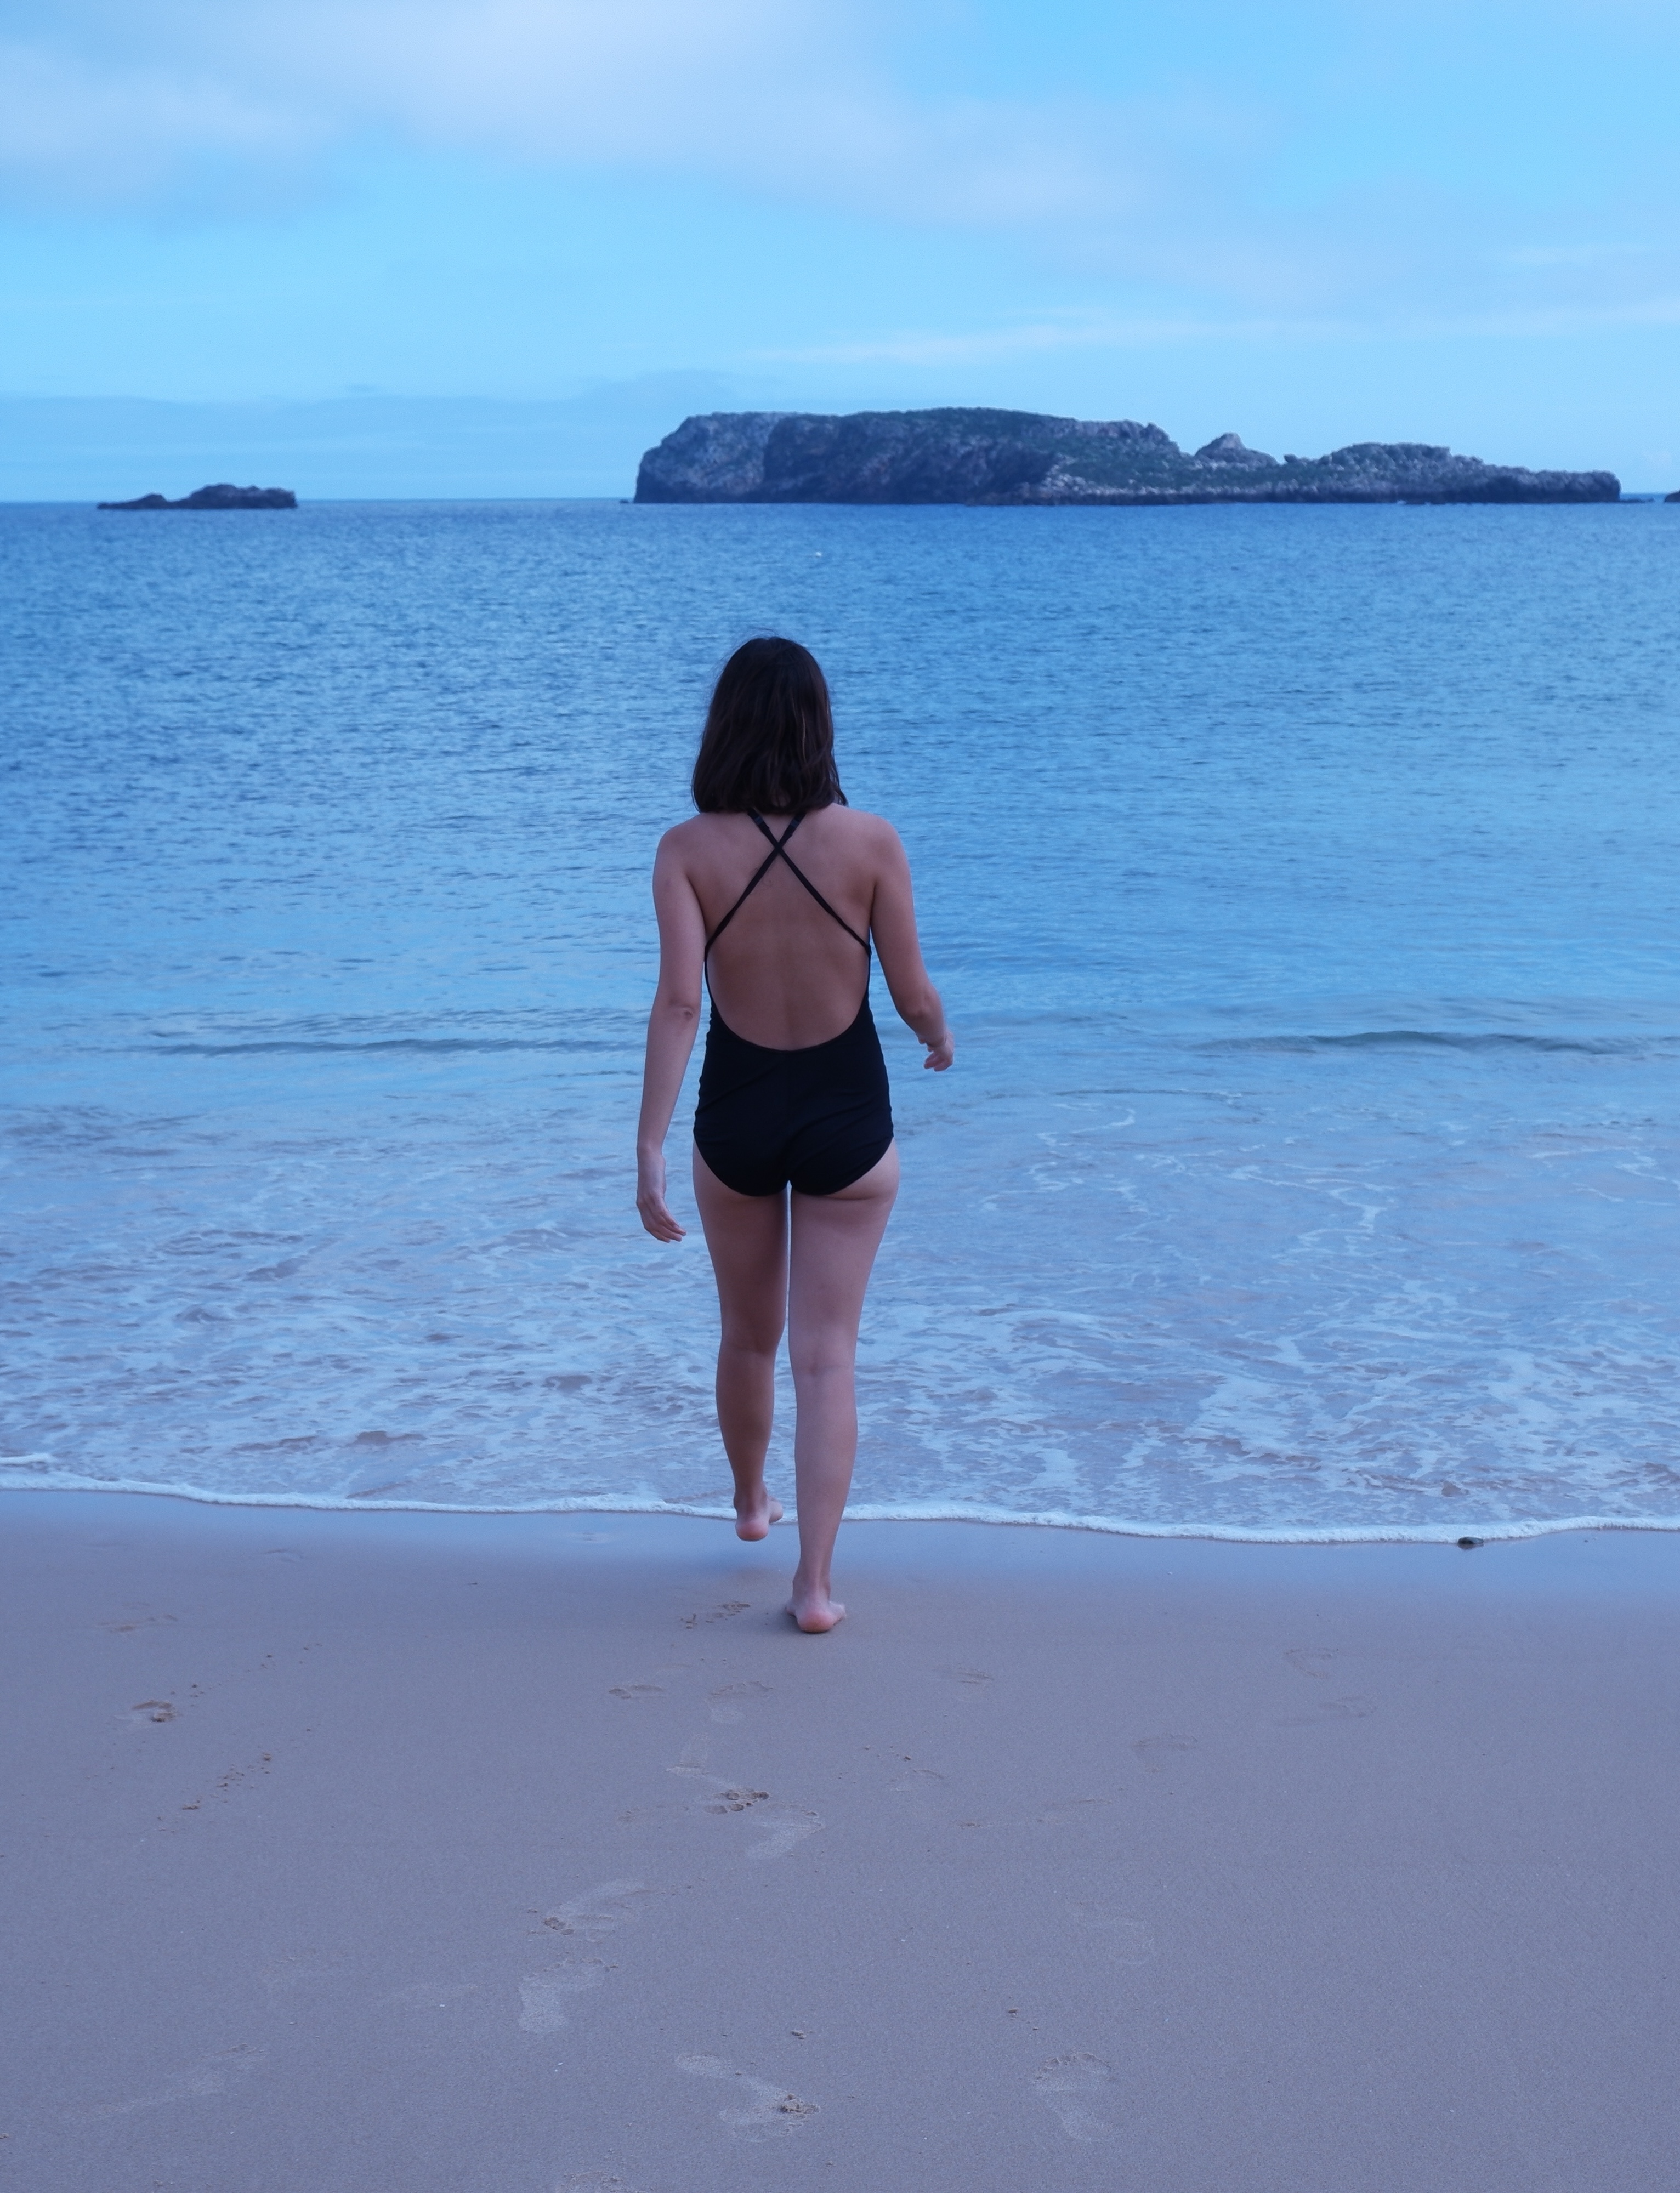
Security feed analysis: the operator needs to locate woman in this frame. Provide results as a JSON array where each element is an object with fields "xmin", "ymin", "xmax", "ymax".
[{"xmin": 635, "ymin": 638, "xmax": 953, "ymax": 1632}]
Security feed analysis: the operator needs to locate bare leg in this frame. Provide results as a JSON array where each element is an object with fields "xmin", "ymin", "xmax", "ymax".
[
  {"xmin": 785, "ymin": 1143, "xmax": 899, "ymax": 1630},
  {"xmin": 692, "ymin": 1147, "xmax": 788, "ymax": 1539}
]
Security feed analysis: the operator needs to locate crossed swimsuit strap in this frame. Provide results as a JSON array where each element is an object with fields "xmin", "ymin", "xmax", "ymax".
[{"xmin": 703, "ymin": 810, "xmax": 871, "ymax": 959}]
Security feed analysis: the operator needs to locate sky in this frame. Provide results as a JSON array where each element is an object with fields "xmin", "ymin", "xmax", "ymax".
[{"xmin": 2, "ymin": 0, "xmax": 1678, "ymax": 493}]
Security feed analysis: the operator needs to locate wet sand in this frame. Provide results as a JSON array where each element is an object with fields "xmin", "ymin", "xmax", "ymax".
[{"xmin": 4, "ymin": 1489, "xmax": 1678, "ymax": 2192}]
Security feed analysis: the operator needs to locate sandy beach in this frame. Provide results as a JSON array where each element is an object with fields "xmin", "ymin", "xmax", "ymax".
[{"xmin": 3, "ymin": 1491, "xmax": 1678, "ymax": 2191}]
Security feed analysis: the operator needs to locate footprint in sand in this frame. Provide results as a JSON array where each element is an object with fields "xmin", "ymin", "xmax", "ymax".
[
  {"xmin": 607, "ymin": 1684, "xmax": 662, "ymax": 1700},
  {"xmin": 703, "ymin": 1787, "xmax": 770, "ymax": 1814},
  {"xmin": 669, "ymin": 1732, "xmax": 714, "ymax": 1780},
  {"xmin": 1033, "ymin": 2053, "xmax": 1115, "ymax": 2141},
  {"xmin": 745, "ymin": 1808, "xmax": 822, "ymax": 1861},
  {"xmin": 520, "ymin": 1882, "xmax": 651, "ymax": 2031},
  {"xmin": 680, "ymin": 1601, "xmax": 751, "ymax": 1630},
  {"xmin": 670, "ymin": 1737, "xmax": 823, "ymax": 1859},
  {"xmin": 539, "ymin": 1882, "xmax": 652, "ymax": 1944},
  {"xmin": 676, "ymin": 2053, "xmax": 818, "ymax": 2140},
  {"xmin": 1285, "ymin": 1647, "xmax": 1335, "ymax": 1678}
]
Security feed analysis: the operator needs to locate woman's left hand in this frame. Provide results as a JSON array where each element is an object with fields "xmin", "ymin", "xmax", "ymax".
[{"xmin": 637, "ymin": 1151, "xmax": 686, "ymax": 1242}]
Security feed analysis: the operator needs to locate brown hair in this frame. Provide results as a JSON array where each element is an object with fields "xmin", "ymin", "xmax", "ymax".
[{"xmin": 691, "ymin": 637, "xmax": 844, "ymax": 814}]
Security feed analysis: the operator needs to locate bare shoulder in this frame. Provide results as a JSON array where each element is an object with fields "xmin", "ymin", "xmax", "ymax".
[
  {"xmin": 654, "ymin": 815, "xmax": 717, "ymax": 866},
  {"xmin": 824, "ymin": 806, "xmax": 906, "ymax": 862}
]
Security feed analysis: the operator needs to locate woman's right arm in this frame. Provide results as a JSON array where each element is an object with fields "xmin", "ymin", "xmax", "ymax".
[
  {"xmin": 867, "ymin": 822, "xmax": 954, "ymax": 1072},
  {"xmin": 635, "ymin": 832, "xmax": 707, "ymax": 1240}
]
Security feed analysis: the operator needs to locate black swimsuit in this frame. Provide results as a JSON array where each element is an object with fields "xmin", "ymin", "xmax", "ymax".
[{"xmin": 694, "ymin": 812, "xmax": 894, "ymax": 1198}]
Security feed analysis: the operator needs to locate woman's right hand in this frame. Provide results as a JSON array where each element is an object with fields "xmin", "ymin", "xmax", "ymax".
[
  {"xmin": 637, "ymin": 1151, "xmax": 686, "ymax": 1242},
  {"xmin": 923, "ymin": 1029, "xmax": 955, "ymax": 1071}
]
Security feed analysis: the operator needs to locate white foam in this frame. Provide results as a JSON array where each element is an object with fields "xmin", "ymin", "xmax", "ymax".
[{"xmin": 3, "ymin": 1474, "xmax": 1676, "ymax": 1546}]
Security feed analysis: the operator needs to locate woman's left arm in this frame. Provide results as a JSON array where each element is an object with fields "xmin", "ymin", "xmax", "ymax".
[{"xmin": 635, "ymin": 833, "xmax": 707, "ymax": 1241}]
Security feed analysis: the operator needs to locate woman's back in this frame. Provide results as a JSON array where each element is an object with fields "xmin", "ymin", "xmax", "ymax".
[
  {"xmin": 636, "ymin": 634, "xmax": 951, "ymax": 1632},
  {"xmin": 672, "ymin": 804, "xmax": 895, "ymax": 1052}
]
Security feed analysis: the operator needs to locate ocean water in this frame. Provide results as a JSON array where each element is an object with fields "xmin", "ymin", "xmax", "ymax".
[{"xmin": 3, "ymin": 497, "xmax": 1677, "ymax": 1541}]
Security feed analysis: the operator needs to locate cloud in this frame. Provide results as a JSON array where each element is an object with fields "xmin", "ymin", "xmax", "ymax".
[
  {"xmin": 0, "ymin": 37, "xmax": 316, "ymax": 203},
  {"xmin": 1, "ymin": 0, "xmax": 1678, "ymax": 336},
  {"xmin": 0, "ymin": 0, "xmax": 1151, "ymax": 229},
  {"xmin": 0, "ymin": 2, "xmax": 1337, "ymax": 308}
]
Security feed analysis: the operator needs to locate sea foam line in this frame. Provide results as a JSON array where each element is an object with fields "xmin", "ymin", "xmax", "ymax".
[{"xmin": 2, "ymin": 1466, "xmax": 1678, "ymax": 1544}]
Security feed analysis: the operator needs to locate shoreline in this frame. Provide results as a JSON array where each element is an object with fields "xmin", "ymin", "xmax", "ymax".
[{"xmin": 5, "ymin": 1473, "xmax": 1680, "ymax": 1544}]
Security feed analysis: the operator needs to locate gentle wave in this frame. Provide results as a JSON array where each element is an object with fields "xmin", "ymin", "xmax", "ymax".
[
  {"xmin": 1201, "ymin": 1030, "xmax": 1676, "ymax": 1056},
  {"xmin": 135, "ymin": 1029, "xmax": 1680, "ymax": 1061},
  {"xmin": 130, "ymin": 1037, "xmax": 610, "ymax": 1056},
  {"xmin": 4, "ymin": 1472, "xmax": 1676, "ymax": 1547}
]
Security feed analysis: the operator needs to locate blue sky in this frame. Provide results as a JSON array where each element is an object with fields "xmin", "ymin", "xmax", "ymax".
[{"xmin": 2, "ymin": 0, "xmax": 1677, "ymax": 491}]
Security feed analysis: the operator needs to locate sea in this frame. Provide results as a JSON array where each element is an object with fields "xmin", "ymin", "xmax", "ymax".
[{"xmin": 3, "ymin": 497, "xmax": 1677, "ymax": 1541}]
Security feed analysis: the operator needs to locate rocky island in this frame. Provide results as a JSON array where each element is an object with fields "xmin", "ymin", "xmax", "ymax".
[
  {"xmin": 635, "ymin": 409, "xmax": 1619, "ymax": 505},
  {"xmin": 98, "ymin": 483, "xmax": 297, "ymax": 510}
]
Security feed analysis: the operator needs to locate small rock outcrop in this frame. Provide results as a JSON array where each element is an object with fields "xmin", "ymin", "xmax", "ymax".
[
  {"xmin": 98, "ymin": 483, "xmax": 297, "ymax": 510},
  {"xmin": 634, "ymin": 410, "xmax": 1619, "ymax": 506}
]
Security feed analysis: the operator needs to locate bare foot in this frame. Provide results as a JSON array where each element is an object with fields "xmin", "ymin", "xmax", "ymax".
[
  {"xmin": 785, "ymin": 1591, "xmax": 845, "ymax": 1634},
  {"xmin": 734, "ymin": 1494, "xmax": 784, "ymax": 1543}
]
